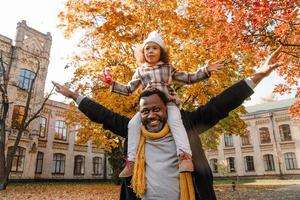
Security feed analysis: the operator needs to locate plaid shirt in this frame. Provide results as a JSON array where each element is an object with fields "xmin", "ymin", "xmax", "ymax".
[{"xmin": 111, "ymin": 61, "xmax": 210, "ymax": 105}]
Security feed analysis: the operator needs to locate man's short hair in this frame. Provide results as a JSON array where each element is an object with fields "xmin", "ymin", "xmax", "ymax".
[{"xmin": 139, "ymin": 88, "xmax": 169, "ymax": 105}]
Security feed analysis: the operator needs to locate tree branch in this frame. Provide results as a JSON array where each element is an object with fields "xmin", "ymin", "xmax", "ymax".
[
  {"xmin": 24, "ymin": 86, "xmax": 55, "ymax": 128},
  {"xmin": 278, "ymin": 41, "xmax": 300, "ymax": 47},
  {"xmin": 281, "ymin": 51, "xmax": 300, "ymax": 58}
]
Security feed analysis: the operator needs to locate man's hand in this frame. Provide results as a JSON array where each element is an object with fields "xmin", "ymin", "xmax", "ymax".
[
  {"xmin": 205, "ymin": 60, "xmax": 224, "ymax": 75},
  {"xmin": 259, "ymin": 46, "xmax": 283, "ymax": 77},
  {"xmin": 52, "ymin": 81, "xmax": 79, "ymax": 101},
  {"xmin": 251, "ymin": 46, "xmax": 283, "ymax": 84}
]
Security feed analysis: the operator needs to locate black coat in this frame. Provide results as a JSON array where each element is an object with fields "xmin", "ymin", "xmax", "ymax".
[{"xmin": 78, "ymin": 80, "xmax": 254, "ymax": 200}]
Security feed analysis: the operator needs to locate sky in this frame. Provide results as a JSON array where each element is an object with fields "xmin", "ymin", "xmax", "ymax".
[{"xmin": 0, "ymin": 0, "xmax": 295, "ymax": 106}]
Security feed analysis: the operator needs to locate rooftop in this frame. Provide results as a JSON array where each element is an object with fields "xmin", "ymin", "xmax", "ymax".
[{"xmin": 245, "ymin": 98, "xmax": 295, "ymax": 115}]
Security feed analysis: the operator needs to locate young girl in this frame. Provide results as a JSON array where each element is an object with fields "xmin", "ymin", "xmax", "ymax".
[{"xmin": 100, "ymin": 31, "xmax": 223, "ymax": 177}]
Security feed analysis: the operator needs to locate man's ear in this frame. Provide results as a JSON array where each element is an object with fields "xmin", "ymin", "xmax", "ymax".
[{"xmin": 163, "ymin": 104, "xmax": 168, "ymax": 114}]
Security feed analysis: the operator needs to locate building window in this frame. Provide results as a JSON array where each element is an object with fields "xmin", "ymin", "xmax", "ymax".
[
  {"xmin": 279, "ymin": 124, "xmax": 292, "ymax": 142},
  {"xmin": 224, "ymin": 134, "xmax": 233, "ymax": 147},
  {"xmin": 0, "ymin": 104, "xmax": 3, "ymax": 117},
  {"xmin": 0, "ymin": 63, "xmax": 4, "ymax": 76},
  {"xmin": 284, "ymin": 152, "xmax": 298, "ymax": 170},
  {"xmin": 259, "ymin": 127, "xmax": 271, "ymax": 144},
  {"xmin": 93, "ymin": 157, "xmax": 102, "ymax": 175},
  {"xmin": 263, "ymin": 154, "xmax": 275, "ymax": 171},
  {"xmin": 226, "ymin": 157, "xmax": 235, "ymax": 172},
  {"xmin": 108, "ymin": 166, "xmax": 113, "ymax": 176},
  {"xmin": 11, "ymin": 105, "xmax": 25, "ymax": 128},
  {"xmin": 35, "ymin": 152, "xmax": 44, "ymax": 174},
  {"xmin": 74, "ymin": 155, "xmax": 85, "ymax": 175},
  {"xmin": 8, "ymin": 146, "xmax": 25, "ymax": 172},
  {"xmin": 241, "ymin": 131, "xmax": 251, "ymax": 146},
  {"xmin": 244, "ymin": 156, "xmax": 255, "ymax": 172},
  {"xmin": 52, "ymin": 153, "xmax": 65, "ymax": 174},
  {"xmin": 74, "ymin": 124, "xmax": 81, "ymax": 144},
  {"xmin": 39, "ymin": 117, "xmax": 47, "ymax": 138},
  {"xmin": 18, "ymin": 69, "xmax": 35, "ymax": 91},
  {"xmin": 209, "ymin": 158, "xmax": 218, "ymax": 173},
  {"xmin": 54, "ymin": 120, "xmax": 67, "ymax": 141}
]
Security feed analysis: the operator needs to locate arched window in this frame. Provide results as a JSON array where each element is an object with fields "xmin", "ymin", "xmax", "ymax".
[
  {"xmin": 18, "ymin": 69, "xmax": 35, "ymax": 91},
  {"xmin": 226, "ymin": 157, "xmax": 235, "ymax": 172},
  {"xmin": 74, "ymin": 155, "xmax": 85, "ymax": 175},
  {"xmin": 11, "ymin": 105, "xmax": 25, "ymax": 128},
  {"xmin": 224, "ymin": 134, "xmax": 233, "ymax": 147},
  {"xmin": 279, "ymin": 124, "xmax": 292, "ymax": 141},
  {"xmin": 0, "ymin": 62, "xmax": 4, "ymax": 76},
  {"xmin": 74, "ymin": 124, "xmax": 81, "ymax": 144},
  {"xmin": 8, "ymin": 146, "xmax": 26, "ymax": 172},
  {"xmin": 35, "ymin": 152, "xmax": 44, "ymax": 174},
  {"xmin": 259, "ymin": 127, "xmax": 271, "ymax": 144},
  {"xmin": 263, "ymin": 154, "xmax": 275, "ymax": 171},
  {"xmin": 39, "ymin": 116, "xmax": 47, "ymax": 138},
  {"xmin": 244, "ymin": 156, "xmax": 255, "ymax": 172},
  {"xmin": 241, "ymin": 131, "xmax": 251, "ymax": 146},
  {"xmin": 52, "ymin": 153, "xmax": 65, "ymax": 174},
  {"xmin": 284, "ymin": 152, "xmax": 298, "ymax": 170},
  {"xmin": 93, "ymin": 157, "xmax": 103, "ymax": 175},
  {"xmin": 209, "ymin": 158, "xmax": 218, "ymax": 173},
  {"xmin": 55, "ymin": 120, "xmax": 67, "ymax": 140}
]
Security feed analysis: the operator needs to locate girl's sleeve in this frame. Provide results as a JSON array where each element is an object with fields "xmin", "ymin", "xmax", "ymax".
[
  {"xmin": 171, "ymin": 65, "xmax": 210, "ymax": 85},
  {"xmin": 111, "ymin": 69, "xmax": 141, "ymax": 96}
]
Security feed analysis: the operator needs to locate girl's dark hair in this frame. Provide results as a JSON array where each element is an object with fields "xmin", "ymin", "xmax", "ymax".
[
  {"xmin": 139, "ymin": 88, "xmax": 169, "ymax": 105},
  {"xmin": 159, "ymin": 47, "xmax": 170, "ymax": 64}
]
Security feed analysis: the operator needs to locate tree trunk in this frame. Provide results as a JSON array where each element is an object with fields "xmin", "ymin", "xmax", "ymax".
[
  {"xmin": 0, "ymin": 178, "xmax": 8, "ymax": 190},
  {"xmin": 1, "ymin": 139, "xmax": 15, "ymax": 191},
  {"xmin": 0, "ymin": 128, "xmax": 7, "ymax": 191},
  {"xmin": 0, "ymin": 151, "xmax": 8, "ymax": 191}
]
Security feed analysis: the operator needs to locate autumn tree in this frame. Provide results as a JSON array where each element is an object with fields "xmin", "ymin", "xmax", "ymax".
[
  {"xmin": 58, "ymin": 0, "xmax": 299, "ymax": 151},
  {"xmin": 209, "ymin": 0, "xmax": 300, "ymax": 120},
  {"xmin": 0, "ymin": 47, "xmax": 53, "ymax": 190}
]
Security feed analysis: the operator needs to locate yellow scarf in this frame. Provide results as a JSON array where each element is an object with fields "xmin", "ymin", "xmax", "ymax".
[{"xmin": 131, "ymin": 124, "xmax": 195, "ymax": 200}]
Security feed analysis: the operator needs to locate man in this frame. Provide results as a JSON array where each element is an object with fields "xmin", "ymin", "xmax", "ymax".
[{"xmin": 53, "ymin": 47, "xmax": 281, "ymax": 199}]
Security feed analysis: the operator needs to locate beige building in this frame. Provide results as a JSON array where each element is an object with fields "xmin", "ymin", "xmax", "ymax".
[
  {"xmin": 1, "ymin": 21, "xmax": 111, "ymax": 180},
  {"xmin": 206, "ymin": 99, "xmax": 300, "ymax": 177}
]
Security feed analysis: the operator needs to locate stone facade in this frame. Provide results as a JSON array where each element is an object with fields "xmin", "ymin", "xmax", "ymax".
[
  {"xmin": 1, "ymin": 21, "xmax": 111, "ymax": 180},
  {"xmin": 205, "ymin": 99, "xmax": 300, "ymax": 177}
]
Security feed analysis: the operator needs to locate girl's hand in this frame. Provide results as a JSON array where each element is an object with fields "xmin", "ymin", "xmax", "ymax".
[{"xmin": 98, "ymin": 67, "xmax": 113, "ymax": 85}]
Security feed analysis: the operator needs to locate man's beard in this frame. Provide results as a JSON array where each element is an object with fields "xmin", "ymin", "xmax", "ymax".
[{"xmin": 142, "ymin": 116, "xmax": 167, "ymax": 133}]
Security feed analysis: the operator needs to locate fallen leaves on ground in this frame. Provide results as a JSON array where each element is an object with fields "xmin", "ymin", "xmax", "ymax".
[
  {"xmin": 0, "ymin": 183, "xmax": 120, "ymax": 200},
  {"xmin": 1, "ymin": 182, "xmax": 300, "ymax": 200},
  {"xmin": 215, "ymin": 185, "xmax": 300, "ymax": 200}
]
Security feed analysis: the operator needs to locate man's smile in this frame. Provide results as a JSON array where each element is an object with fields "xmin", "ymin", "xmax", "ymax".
[{"xmin": 149, "ymin": 119, "xmax": 160, "ymax": 127}]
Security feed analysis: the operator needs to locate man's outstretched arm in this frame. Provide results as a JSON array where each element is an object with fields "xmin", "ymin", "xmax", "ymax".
[
  {"xmin": 185, "ymin": 46, "xmax": 283, "ymax": 132},
  {"xmin": 52, "ymin": 81, "xmax": 130, "ymax": 138}
]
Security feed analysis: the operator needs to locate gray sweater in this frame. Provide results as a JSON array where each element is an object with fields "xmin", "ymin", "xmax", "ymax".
[{"xmin": 143, "ymin": 132, "xmax": 179, "ymax": 200}]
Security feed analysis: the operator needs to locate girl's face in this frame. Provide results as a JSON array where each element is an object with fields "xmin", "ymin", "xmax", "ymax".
[{"xmin": 144, "ymin": 42, "xmax": 161, "ymax": 66}]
